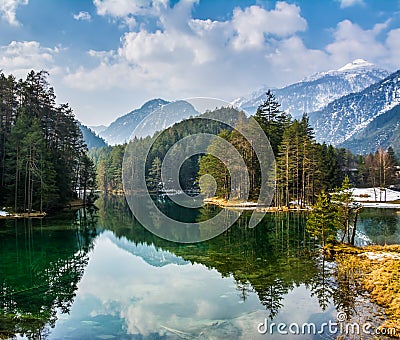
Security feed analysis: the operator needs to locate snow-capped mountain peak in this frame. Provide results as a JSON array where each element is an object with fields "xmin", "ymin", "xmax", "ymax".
[
  {"xmin": 232, "ymin": 59, "xmax": 389, "ymax": 118},
  {"xmin": 338, "ymin": 58, "xmax": 374, "ymax": 72}
]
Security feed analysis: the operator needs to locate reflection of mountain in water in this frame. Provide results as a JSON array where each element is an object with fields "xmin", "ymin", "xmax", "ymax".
[
  {"xmin": 105, "ymin": 231, "xmax": 189, "ymax": 267},
  {"xmin": 97, "ymin": 196, "xmax": 400, "ymax": 323},
  {"xmin": 97, "ymin": 195, "xmax": 328, "ymax": 319}
]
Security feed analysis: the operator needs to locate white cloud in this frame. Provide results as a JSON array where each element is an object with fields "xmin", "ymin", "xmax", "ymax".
[
  {"xmin": 73, "ymin": 11, "xmax": 92, "ymax": 21},
  {"xmin": 0, "ymin": 0, "xmax": 28, "ymax": 26},
  {"xmin": 0, "ymin": 40, "xmax": 60, "ymax": 79},
  {"xmin": 93, "ymin": 0, "xmax": 169, "ymax": 22},
  {"xmin": 326, "ymin": 20, "xmax": 388, "ymax": 65},
  {"xmin": 62, "ymin": 1, "xmax": 400, "ymax": 125},
  {"xmin": 231, "ymin": 2, "xmax": 307, "ymax": 50},
  {"xmin": 385, "ymin": 28, "xmax": 400, "ymax": 67},
  {"xmin": 338, "ymin": 0, "xmax": 365, "ymax": 9},
  {"xmin": 66, "ymin": 1, "xmax": 310, "ymax": 98}
]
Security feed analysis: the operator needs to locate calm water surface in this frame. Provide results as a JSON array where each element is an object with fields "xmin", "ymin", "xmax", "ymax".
[{"xmin": 0, "ymin": 196, "xmax": 399, "ymax": 339}]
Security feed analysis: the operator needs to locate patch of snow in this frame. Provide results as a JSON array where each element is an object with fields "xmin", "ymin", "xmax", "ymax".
[
  {"xmin": 360, "ymin": 252, "xmax": 400, "ymax": 261},
  {"xmin": 0, "ymin": 210, "xmax": 7, "ymax": 216},
  {"xmin": 359, "ymin": 202, "xmax": 400, "ymax": 208},
  {"xmin": 338, "ymin": 59, "xmax": 374, "ymax": 72},
  {"xmin": 351, "ymin": 187, "xmax": 400, "ymax": 203}
]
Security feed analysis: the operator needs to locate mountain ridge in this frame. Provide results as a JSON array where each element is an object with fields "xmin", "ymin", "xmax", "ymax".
[
  {"xmin": 78, "ymin": 122, "xmax": 107, "ymax": 149},
  {"xmin": 232, "ymin": 59, "xmax": 389, "ymax": 118},
  {"xmin": 308, "ymin": 69, "xmax": 400, "ymax": 147},
  {"xmin": 99, "ymin": 98, "xmax": 170, "ymax": 145}
]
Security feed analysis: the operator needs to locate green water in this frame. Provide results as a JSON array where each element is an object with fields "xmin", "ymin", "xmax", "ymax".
[{"xmin": 0, "ymin": 196, "xmax": 398, "ymax": 339}]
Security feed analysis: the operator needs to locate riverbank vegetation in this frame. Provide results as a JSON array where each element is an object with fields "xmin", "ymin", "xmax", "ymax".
[
  {"xmin": 0, "ymin": 71, "xmax": 96, "ymax": 213},
  {"xmin": 326, "ymin": 243, "xmax": 400, "ymax": 337}
]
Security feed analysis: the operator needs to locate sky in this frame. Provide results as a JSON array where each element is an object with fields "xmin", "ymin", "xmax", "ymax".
[{"xmin": 1, "ymin": 0, "xmax": 400, "ymax": 126}]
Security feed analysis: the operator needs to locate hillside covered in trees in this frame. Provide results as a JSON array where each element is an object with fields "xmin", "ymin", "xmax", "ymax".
[
  {"xmin": 92, "ymin": 90, "xmax": 399, "ymax": 209},
  {"xmin": 0, "ymin": 71, "xmax": 96, "ymax": 212}
]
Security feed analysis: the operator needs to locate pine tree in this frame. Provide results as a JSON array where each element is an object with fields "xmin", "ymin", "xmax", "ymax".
[
  {"xmin": 146, "ymin": 156, "xmax": 162, "ymax": 191},
  {"xmin": 332, "ymin": 176, "xmax": 362, "ymax": 245},
  {"xmin": 0, "ymin": 70, "xmax": 95, "ymax": 211},
  {"xmin": 306, "ymin": 191, "xmax": 337, "ymax": 246},
  {"xmin": 254, "ymin": 90, "xmax": 290, "ymax": 156}
]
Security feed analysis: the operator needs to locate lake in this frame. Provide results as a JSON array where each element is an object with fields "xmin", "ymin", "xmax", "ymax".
[{"xmin": 0, "ymin": 196, "xmax": 399, "ymax": 339}]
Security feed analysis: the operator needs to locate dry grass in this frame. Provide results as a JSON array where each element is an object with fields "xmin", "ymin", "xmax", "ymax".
[{"xmin": 328, "ymin": 243, "xmax": 400, "ymax": 337}]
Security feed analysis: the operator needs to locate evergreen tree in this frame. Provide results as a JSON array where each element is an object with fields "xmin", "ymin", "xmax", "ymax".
[
  {"xmin": 146, "ymin": 156, "xmax": 162, "ymax": 191},
  {"xmin": 0, "ymin": 70, "xmax": 95, "ymax": 211},
  {"xmin": 306, "ymin": 191, "xmax": 337, "ymax": 246},
  {"xmin": 254, "ymin": 90, "xmax": 290, "ymax": 156},
  {"xmin": 332, "ymin": 176, "xmax": 362, "ymax": 245},
  {"xmin": 198, "ymin": 130, "xmax": 231, "ymax": 199}
]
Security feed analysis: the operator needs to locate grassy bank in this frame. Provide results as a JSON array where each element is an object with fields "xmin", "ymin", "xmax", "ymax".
[{"xmin": 325, "ymin": 243, "xmax": 400, "ymax": 337}]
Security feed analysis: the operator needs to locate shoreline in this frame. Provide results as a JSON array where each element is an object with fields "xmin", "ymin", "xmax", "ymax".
[
  {"xmin": 203, "ymin": 196, "xmax": 400, "ymax": 211},
  {"xmin": 204, "ymin": 197, "xmax": 311, "ymax": 212},
  {"xmin": 0, "ymin": 212, "xmax": 46, "ymax": 219},
  {"xmin": 325, "ymin": 243, "xmax": 400, "ymax": 337}
]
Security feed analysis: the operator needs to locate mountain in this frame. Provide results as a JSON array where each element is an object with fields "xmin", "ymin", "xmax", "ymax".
[
  {"xmin": 78, "ymin": 123, "xmax": 107, "ymax": 149},
  {"xmin": 99, "ymin": 98, "xmax": 169, "ymax": 145},
  {"xmin": 106, "ymin": 231, "xmax": 189, "ymax": 267},
  {"xmin": 99, "ymin": 98, "xmax": 200, "ymax": 145},
  {"xmin": 88, "ymin": 124, "xmax": 107, "ymax": 135},
  {"xmin": 338, "ymin": 104, "xmax": 400, "ymax": 157},
  {"xmin": 132, "ymin": 99, "xmax": 200, "ymax": 139},
  {"xmin": 308, "ymin": 70, "xmax": 400, "ymax": 152},
  {"xmin": 232, "ymin": 59, "xmax": 389, "ymax": 118}
]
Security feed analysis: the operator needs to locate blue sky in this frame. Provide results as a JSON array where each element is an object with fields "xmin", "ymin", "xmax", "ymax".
[{"xmin": 1, "ymin": 0, "xmax": 400, "ymax": 125}]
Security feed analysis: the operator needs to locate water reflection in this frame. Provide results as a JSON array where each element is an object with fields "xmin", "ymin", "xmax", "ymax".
[
  {"xmin": 357, "ymin": 208, "xmax": 400, "ymax": 244},
  {"xmin": 0, "ymin": 212, "xmax": 97, "ymax": 338},
  {"xmin": 1, "ymin": 196, "xmax": 398, "ymax": 339}
]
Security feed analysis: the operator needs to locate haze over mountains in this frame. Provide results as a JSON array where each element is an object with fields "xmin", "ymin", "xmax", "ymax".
[{"xmin": 83, "ymin": 59, "xmax": 399, "ymax": 157}]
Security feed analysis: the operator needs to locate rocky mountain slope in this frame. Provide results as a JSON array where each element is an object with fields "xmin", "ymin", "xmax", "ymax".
[
  {"xmin": 338, "ymin": 104, "xmax": 400, "ymax": 157},
  {"xmin": 308, "ymin": 69, "xmax": 400, "ymax": 148},
  {"xmin": 99, "ymin": 98, "xmax": 169, "ymax": 145},
  {"xmin": 232, "ymin": 59, "xmax": 389, "ymax": 118},
  {"xmin": 99, "ymin": 99, "xmax": 200, "ymax": 145}
]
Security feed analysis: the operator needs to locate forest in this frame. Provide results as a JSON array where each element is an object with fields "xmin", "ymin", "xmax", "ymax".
[
  {"xmin": 92, "ymin": 90, "xmax": 399, "ymax": 209},
  {"xmin": 1, "ymin": 70, "xmax": 398, "ymax": 214},
  {"xmin": 0, "ymin": 71, "xmax": 96, "ymax": 213}
]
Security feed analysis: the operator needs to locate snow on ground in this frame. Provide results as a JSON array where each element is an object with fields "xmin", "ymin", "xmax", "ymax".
[
  {"xmin": 360, "ymin": 252, "xmax": 400, "ymax": 261},
  {"xmin": 359, "ymin": 202, "xmax": 400, "ymax": 208},
  {"xmin": 0, "ymin": 210, "xmax": 8, "ymax": 216},
  {"xmin": 351, "ymin": 188, "xmax": 400, "ymax": 202}
]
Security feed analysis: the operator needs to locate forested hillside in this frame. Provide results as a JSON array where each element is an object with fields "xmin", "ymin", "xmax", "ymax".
[
  {"xmin": 0, "ymin": 71, "xmax": 96, "ymax": 212},
  {"xmin": 78, "ymin": 122, "xmax": 107, "ymax": 149},
  {"xmin": 91, "ymin": 90, "xmax": 399, "ymax": 208}
]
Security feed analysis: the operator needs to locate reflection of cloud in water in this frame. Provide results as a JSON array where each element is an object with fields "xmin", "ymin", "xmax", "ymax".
[
  {"xmin": 64, "ymin": 232, "xmax": 263, "ymax": 338},
  {"xmin": 52, "ymin": 231, "xmax": 335, "ymax": 339}
]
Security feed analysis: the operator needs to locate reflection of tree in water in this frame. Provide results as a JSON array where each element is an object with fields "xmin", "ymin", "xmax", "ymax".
[
  {"xmin": 359, "ymin": 208, "xmax": 399, "ymax": 244},
  {"xmin": 330, "ymin": 254, "xmax": 365, "ymax": 318},
  {"xmin": 97, "ymin": 196, "xmax": 322, "ymax": 319},
  {"xmin": 308, "ymin": 255, "xmax": 336, "ymax": 311},
  {"xmin": 96, "ymin": 196, "xmax": 366, "ymax": 321},
  {"xmin": 0, "ymin": 210, "xmax": 97, "ymax": 339}
]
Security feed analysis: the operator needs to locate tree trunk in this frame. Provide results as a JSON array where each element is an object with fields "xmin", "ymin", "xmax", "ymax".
[{"xmin": 350, "ymin": 207, "xmax": 362, "ymax": 245}]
